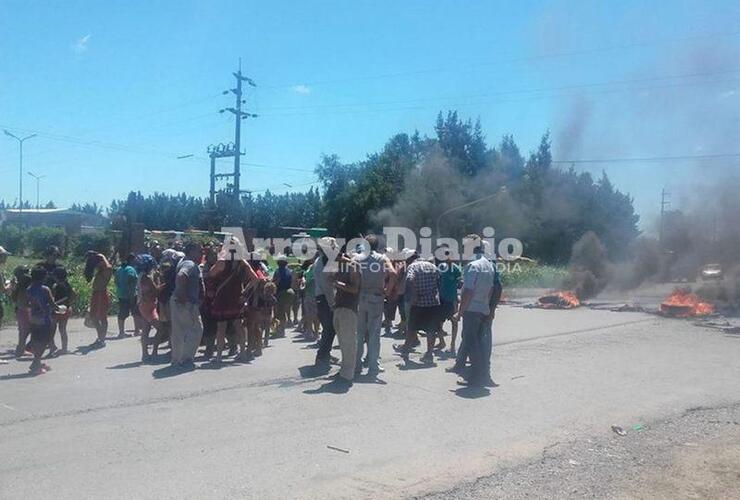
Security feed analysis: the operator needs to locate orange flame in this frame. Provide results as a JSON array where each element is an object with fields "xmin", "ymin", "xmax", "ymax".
[
  {"xmin": 538, "ymin": 290, "xmax": 581, "ymax": 309},
  {"xmin": 660, "ymin": 288, "xmax": 714, "ymax": 317}
]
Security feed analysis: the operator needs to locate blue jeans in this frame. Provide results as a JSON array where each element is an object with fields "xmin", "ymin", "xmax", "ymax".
[
  {"xmin": 356, "ymin": 298, "xmax": 383, "ymax": 374},
  {"xmin": 456, "ymin": 311, "xmax": 492, "ymax": 384},
  {"xmin": 315, "ymin": 295, "xmax": 335, "ymax": 363}
]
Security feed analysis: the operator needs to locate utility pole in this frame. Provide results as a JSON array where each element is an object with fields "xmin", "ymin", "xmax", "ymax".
[
  {"xmin": 219, "ymin": 59, "xmax": 257, "ymax": 198},
  {"xmin": 659, "ymin": 187, "xmax": 671, "ymax": 246},
  {"xmin": 207, "ymin": 143, "xmax": 242, "ymax": 205},
  {"xmin": 4, "ymin": 130, "xmax": 37, "ymax": 214},
  {"xmin": 27, "ymin": 171, "xmax": 46, "ymax": 209}
]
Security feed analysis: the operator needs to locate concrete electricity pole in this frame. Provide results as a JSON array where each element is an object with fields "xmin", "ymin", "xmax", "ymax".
[
  {"xmin": 220, "ymin": 59, "xmax": 257, "ymax": 198},
  {"xmin": 4, "ymin": 130, "xmax": 37, "ymax": 214},
  {"xmin": 659, "ymin": 187, "xmax": 671, "ymax": 246}
]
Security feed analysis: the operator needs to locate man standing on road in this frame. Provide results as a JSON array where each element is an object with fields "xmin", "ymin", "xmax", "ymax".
[
  {"xmin": 450, "ymin": 235, "xmax": 498, "ymax": 388},
  {"xmin": 331, "ymin": 250, "xmax": 361, "ymax": 387},
  {"xmin": 353, "ymin": 235, "xmax": 396, "ymax": 379},
  {"xmin": 394, "ymin": 251, "xmax": 442, "ymax": 364},
  {"xmin": 114, "ymin": 253, "xmax": 140, "ymax": 339},
  {"xmin": 437, "ymin": 248, "xmax": 462, "ymax": 354},
  {"xmin": 170, "ymin": 241, "xmax": 205, "ymax": 370},
  {"xmin": 314, "ymin": 237, "xmax": 338, "ymax": 367}
]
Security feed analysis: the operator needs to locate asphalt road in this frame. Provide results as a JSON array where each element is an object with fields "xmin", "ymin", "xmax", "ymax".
[{"xmin": 1, "ymin": 302, "xmax": 738, "ymax": 499}]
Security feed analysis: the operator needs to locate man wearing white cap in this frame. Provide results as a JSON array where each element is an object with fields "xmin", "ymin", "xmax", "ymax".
[
  {"xmin": 353, "ymin": 234, "xmax": 396, "ymax": 378},
  {"xmin": 449, "ymin": 234, "xmax": 501, "ymax": 387},
  {"xmin": 314, "ymin": 237, "xmax": 338, "ymax": 366}
]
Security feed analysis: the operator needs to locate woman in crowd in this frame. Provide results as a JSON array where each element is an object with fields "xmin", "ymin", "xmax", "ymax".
[
  {"xmin": 272, "ymin": 255, "xmax": 294, "ymax": 337},
  {"xmin": 137, "ymin": 254, "xmax": 160, "ymax": 362},
  {"xmin": 11, "ymin": 265, "xmax": 32, "ymax": 358},
  {"xmin": 208, "ymin": 236, "xmax": 258, "ymax": 362},
  {"xmin": 244, "ymin": 251, "xmax": 270, "ymax": 356},
  {"xmin": 200, "ymin": 243, "xmax": 220, "ymax": 359},
  {"xmin": 50, "ymin": 267, "xmax": 75, "ymax": 356},
  {"xmin": 84, "ymin": 251, "xmax": 113, "ymax": 348}
]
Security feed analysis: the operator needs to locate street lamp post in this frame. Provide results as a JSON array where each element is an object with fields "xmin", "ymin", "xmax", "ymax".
[
  {"xmin": 4, "ymin": 130, "xmax": 37, "ymax": 213},
  {"xmin": 435, "ymin": 192, "xmax": 499, "ymax": 238},
  {"xmin": 27, "ymin": 171, "xmax": 46, "ymax": 210}
]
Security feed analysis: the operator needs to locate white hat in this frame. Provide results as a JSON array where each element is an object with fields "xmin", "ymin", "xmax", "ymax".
[
  {"xmin": 400, "ymin": 247, "xmax": 416, "ymax": 260},
  {"xmin": 218, "ymin": 235, "xmax": 248, "ymax": 261},
  {"xmin": 318, "ymin": 236, "xmax": 337, "ymax": 249},
  {"xmin": 275, "ymin": 254, "xmax": 289, "ymax": 262},
  {"xmin": 248, "ymin": 249, "xmax": 265, "ymax": 261}
]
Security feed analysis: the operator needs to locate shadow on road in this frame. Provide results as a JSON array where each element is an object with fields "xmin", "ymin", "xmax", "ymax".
[
  {"xmin": 354, "ymin": 374, "xmax": 388, "ymax": 385},
  {"xmin": 108, "ymin": 353, "xmax": 170, "ymax": 370},
  {"xmin": 298, "ymin": 363, "xmax": 331, "ymax": 379},
  {"xmin": 0, "ymin": 371, "xmax": 39, "ymax": 380},
  {"xmin": 74, "ymin": 343, "xmax": 106, "ymax": 356},
  {"xmin": 291, "ymin": 334, "xmax": 316, "ymax": 344},
  {"xmin": 397, "ymin": 359, "xmax": 436, "ymax": 371},
  {"xmin": 152, "ymin": 364, "xmax": 196, "ymax": 379},
  {"xmin": 451, "ymin": 386, "xmax": 490, "ymax": 399},
  {"xmin": 303, "ymin": 379, "xmax": 352, "ymax": 394}
]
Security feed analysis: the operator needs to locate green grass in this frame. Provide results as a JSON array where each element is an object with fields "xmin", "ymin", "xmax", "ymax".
[{"xmin": 499, "ymin": 262, "xmax": 567, "ymax": 289}]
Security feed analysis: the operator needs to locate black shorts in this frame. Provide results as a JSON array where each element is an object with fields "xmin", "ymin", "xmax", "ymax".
[
  {"xmin": 118, "ymin": 299, "xmax": 141, "ymax": 320},
  {"xmin": 440, "ymin": 300, "xmax": 457, "ymax": 321},
  {"xmin": 408, "ymin": 305, "xmax": 444, "ymax": 334},
  {"xmin": 29, "ymin": 323, "xmax": 52, "ymax": 347}
]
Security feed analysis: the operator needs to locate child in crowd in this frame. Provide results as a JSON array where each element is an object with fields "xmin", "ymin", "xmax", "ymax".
[
  {"xmin": 137, "ymin": 255, "xmax": 160, "ymax": 362},
  {"xmin": 26, "ymin": 266, "xmax": 59, "ymax": 375},
  {"xmin": 50, "ymin": 267, "xmax": 75, "ymax": 355},
  {"xmin": 290, "ymin": 267, "xmax": 304, "ymax": 328},
  {"xmin": 259, "ymin": 281, "xmax": 278, "ymax": 348}
]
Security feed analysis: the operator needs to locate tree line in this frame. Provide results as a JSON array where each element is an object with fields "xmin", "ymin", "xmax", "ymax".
[{"xmin": 2, "ymin": 111, "xmax": 640, "ymax": 264}]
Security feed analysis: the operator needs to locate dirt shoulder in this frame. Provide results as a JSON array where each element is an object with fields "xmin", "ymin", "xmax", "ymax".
[{"xmin": 420, "ymin": 403, "xmax": 740, "ymax": 499}]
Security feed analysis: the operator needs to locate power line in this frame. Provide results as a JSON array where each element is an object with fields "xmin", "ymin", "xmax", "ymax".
[
  {"xmin": 255, "ymin": 69, "xmax": 740, "ymax": 116},
  {"xmin": 243, "ymin": 161, "xmax": 314, "ymax": 173},
  {"xmin": 249, "ymin": 179, "xmax": 321, "ymax": 194},
  {"xmin": 0, "ymin": 124, "xmax": 208, "ymax": 162},
  {"xmin": 260, "ymin": 30, "xmax": 740, "ymax": 90}
]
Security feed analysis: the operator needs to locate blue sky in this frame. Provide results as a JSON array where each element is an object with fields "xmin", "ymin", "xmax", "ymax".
[{"xmin": 1, "ymin": 0, "xmax": 738, "ymax": 232}]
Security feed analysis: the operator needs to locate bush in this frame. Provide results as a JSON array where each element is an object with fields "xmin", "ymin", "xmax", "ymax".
[
  {"xmin": 74, "ymin": 232, "xmax": 113, "ymax": 257},
  {"xmin": 0, "ymin": 224, "xmax": 26, "ymax": 255},
  {"xmin": 500, "ymin": 263, "xmax": 568, "ymax": 288},
  {"xmin": 26, "ymin": 226, "xmax": 66, "ymax": 256}
]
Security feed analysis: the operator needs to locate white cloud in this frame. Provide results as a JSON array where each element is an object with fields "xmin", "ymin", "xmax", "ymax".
[
  {"xmin": 718, "ymin": 89, "xmax": 736, "ymax": 100},
  {"xmin": 73, "ymin": 34, "xmax": 91, "ymax": 54},
  {"xmin": 291, "ymin": 84, "xmax": 311, "ymax": 95}
]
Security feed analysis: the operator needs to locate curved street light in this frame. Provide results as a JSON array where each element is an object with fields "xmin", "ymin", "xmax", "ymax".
[
  {"xmin": 4, "ymin": 130, "xmax": 37, "ymax": 213},
  {"xmin": 27, "ymin": 171, "xmax": 46, "ymax": 210}
]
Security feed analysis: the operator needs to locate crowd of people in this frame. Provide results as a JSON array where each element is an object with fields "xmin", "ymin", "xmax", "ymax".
[{"xmin": 0, "ymin": 233, "xmax": 502, "ymax": 389}]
